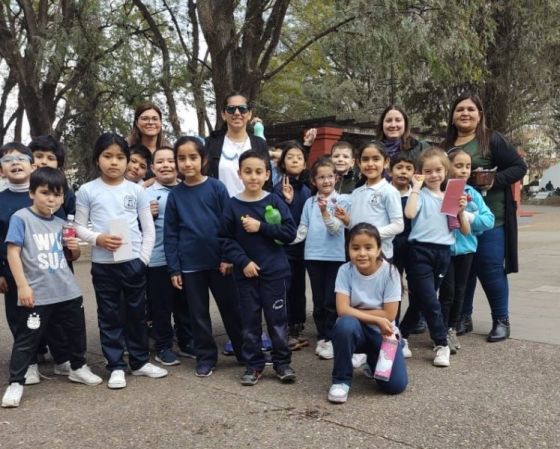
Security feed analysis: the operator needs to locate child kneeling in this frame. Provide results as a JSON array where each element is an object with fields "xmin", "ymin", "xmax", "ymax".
[
  {"xmin": 2, "ymin": 168, "xmax": 102, "ymax": 408},
  {"xmin": 328, "ymin": 223, "xmax": 408, "ymax": 403}
]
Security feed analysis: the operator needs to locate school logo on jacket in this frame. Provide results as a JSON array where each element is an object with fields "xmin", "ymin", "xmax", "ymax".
[{"xmin": 124, "ymin": 195, "xmax": 136, "ymax": 210}]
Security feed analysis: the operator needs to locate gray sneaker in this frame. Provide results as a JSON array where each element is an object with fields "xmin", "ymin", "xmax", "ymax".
[{"xmin": 447, "ymin": 328, "xmax": 460, "ymax": 354}]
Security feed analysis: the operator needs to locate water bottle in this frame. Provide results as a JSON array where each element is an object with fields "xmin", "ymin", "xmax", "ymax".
[
  {"xmin": 373, "ymin": 334, "xmax": 399, "ymax": 381},
  {"xmin": 62, "ymin": 214, "xmax": 76, "ymax": 246},
  {"xmin": 264, "ymin": 205, "xmax": 282, "ymax": 245},
  {"xmin": 253, "ymin": 121, "xmax": 265, "ymax": 139}
]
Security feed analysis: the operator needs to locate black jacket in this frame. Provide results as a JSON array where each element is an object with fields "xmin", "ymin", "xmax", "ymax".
[
  {"xmin": 487, "ymin": 132, "xmax": 527, "ymax": 273},
  {"xmin": 205, "ymin": 133, "xmax": 272, "ymax": 191}
]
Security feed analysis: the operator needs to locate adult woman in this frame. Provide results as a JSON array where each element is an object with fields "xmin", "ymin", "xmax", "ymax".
[
  {"xmin": 376, "ymin": 105, "xmax": 430, "ymax": 164},
  {"xmin": 442, "ymin": 93, "xmax": 527, "ymax": 342},
  {"xmin": 205, "ymin": 91, "xmax": 269, "ymax": 196},
  {"xmin": 129, "ymin": 102, "xmax": 167, "ymax": 153}
]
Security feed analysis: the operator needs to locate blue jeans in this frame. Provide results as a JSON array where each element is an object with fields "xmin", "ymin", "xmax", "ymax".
[
  {"xmin": 463, "ymin": 226, "xmax": 509, "ymax": 320},
  {"xmin": 332, "ymin": 316, "xmax": 408, "ymax": 394}
]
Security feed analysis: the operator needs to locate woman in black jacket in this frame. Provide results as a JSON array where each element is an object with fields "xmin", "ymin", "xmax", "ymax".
[
  {"xmin": 205, "ymin": 92, "xmax": 270, "ymax": 196},
  {"xmin": 442, "ymin": 93, "xmax": 527, "ymax": 342}
]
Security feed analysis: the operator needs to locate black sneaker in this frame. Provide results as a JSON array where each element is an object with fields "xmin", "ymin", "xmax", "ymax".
[
  {"xmin": 409, "ymin": 317, "xmax": 427, "ymax": 334},
  {"xmin": 275, "ymin": 365, "xmax": 296, "ymax": 383},
  {"xmin": 240, "ymin": 368, "xmax": 262, "ymax": 386},
  {"xmin": 456, "ymin": 315, "xmax": 473, "ymax": 336}
]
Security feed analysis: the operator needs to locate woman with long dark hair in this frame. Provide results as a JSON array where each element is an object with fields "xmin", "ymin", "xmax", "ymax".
[
  {"xmin": 376, "ymin": 105, "xmax": 429, "ymax": 163},
  {"xmin": 205, "ymin": 92, "xmax": 270, "ymax": 197},
  {"xmin": 441, "ymin": 93, "xmax": 527, "ymax": 342}
]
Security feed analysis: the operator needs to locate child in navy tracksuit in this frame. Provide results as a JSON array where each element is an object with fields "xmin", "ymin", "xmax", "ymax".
[
  {"xmin": 400, "ymin": 148, "xmax": 469, "ymax": 368},
  {"xmin": 273, "ymin": 141, "xmax": 311, "ymax": 349},
  {"xmin": 75, "ymin": 132, "xmax": 167, "ymax": 389},
  {"xmin": 164, "ymin": 136, "xmax": 244, "ymax": 377},
  {"xmin": 221, "ymin": 150, "xmax": 297, "ymax": 386}
]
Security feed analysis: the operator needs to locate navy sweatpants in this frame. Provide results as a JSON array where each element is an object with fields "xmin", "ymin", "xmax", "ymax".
[
  {"xmin": 91, "ymin": 259, "xmax": 149, "ymax": 371},
  {"xmin": 182, "ymin": 270, "xmax": 243, "ymax": 368},
  {"xmin": 400, "ymin": 242, "xmax": 450, "ymax": 346},
  {"xmin": 236, "ymin": 276, "xmax": 291, "ymax": 371}
]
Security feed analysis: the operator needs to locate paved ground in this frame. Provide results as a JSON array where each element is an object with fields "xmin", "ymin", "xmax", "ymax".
[{"xmin": 0, "ymin": 205, "xmax": 559, "ymax": 448}]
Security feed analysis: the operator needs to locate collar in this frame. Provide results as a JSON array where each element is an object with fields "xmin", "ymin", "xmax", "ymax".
[
  {"xmin": 8, "ymin": 182, "xmax": 30, "ymax": 193},
  {"xmin": 364, "ymin": 178, "xmax": 388, "ymax": 190}
]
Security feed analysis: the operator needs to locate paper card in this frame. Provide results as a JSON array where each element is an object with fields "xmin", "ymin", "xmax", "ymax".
[
  {"xmin": 109, "ymin": 218, "xmax": 133, "ymax": 262},
  {"xmin": 441, "ymin": 179, "xmax": 466, "ymax": 216}
]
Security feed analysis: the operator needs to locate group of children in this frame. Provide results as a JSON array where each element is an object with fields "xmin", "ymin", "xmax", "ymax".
[{"xmin": 0, "ymin": 129, "xmax": 494, "ymax": 407}]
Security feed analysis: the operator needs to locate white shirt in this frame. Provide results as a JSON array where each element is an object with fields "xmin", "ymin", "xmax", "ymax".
[
  {"xmin": 218, "ymin": 136, "xmax": 252, "ymax": 197},
  {"xmin": 75, "ymin": 178, "xmax": 155, "ymax": 264},
  {"xmin": 349, "ymin": 179, "xmax": 404, "ymax": 258}
]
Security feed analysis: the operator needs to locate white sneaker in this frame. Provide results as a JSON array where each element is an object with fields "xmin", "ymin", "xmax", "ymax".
[
  {"xmin": 317, "ymin": 340, "xmax": 334, "ymax": 360},
  {"xmin": 69, "ymin": 365, "xmax": 103, "ymax": 385},
  {"xmin": 108, "ymin": 370, "xmax": 126, "ymax": 389},
  {"xmin": 402, "ymin": 338, "xmax": 412, "ymax": 358},
  {"xmin": 433, "ymin": 345, "xmax": 451, "ymax": 367},
  {"xmin": 54, "ymin": 361, "xmax": 71, "ymax": 376},
  {"xmin": 352, "ymin": 353, "xmax": 367, "ymax": 369},
  {"xmin": 1, "ymin": 383, "xmax": 23, "ymax": 408},
  {"xmin": 24, "ymin": 364, "xmax": 40, "ymax": 385},
  {"xmin": 315, "ymin": 339, "xmax": 326, "ymax": 356},
  {"xmin": 328, "ymin": 383, "xmax": 350, "ymax": 403},
  {"xmin": 131, "ymin": 362, "xmax": 168, "ymax": 378}
]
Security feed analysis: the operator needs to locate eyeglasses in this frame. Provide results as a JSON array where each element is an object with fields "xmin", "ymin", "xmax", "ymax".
[
  {"xmin": 138, "ymin": 115, "xmax": 161, "ymax": 123},
  {"xmin": 224, "ymin": 105, "xmax": 251, "ymax": 115},
  {"xmin": 316, "ymin": 175, "xmax": 336, "ymax": 182},
  {"xmin": 0, "ymin": 155, "xmax": 31, "ymax": 164}
]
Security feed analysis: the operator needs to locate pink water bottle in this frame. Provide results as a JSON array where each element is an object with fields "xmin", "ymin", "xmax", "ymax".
[
  {"xmin": 62, "ymin": 214, "xmax": 76, "ymax": 246},
  {"xmin": 373, "ymin": 335, "xmax": 399, "ymax": 381}
]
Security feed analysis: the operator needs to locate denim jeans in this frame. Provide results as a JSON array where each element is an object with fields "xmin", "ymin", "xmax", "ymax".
[
  {"xmin": 463, "ymin": 226, "xmax": 509, "ymax": 320},
  {"xmin": 331, "ymin": 316, "xmax": 407, "ymax": 394}
]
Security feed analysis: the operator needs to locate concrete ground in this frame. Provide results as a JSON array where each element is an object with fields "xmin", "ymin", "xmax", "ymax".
[{"xmin": 0, "ymin": 205, "xmax": 559, "ymax": 448}]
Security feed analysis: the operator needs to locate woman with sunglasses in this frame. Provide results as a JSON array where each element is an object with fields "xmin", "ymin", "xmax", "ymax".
[
  {"xmin": 441, "ymin": 93, "xmax": 527, "ymax": 342},
  {"xmin": 206, "ymin": 91, "xmax": 270, "ymax": 197}
]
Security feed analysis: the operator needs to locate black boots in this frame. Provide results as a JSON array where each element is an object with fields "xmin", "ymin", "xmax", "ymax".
[
  {"xmin": 456, "ymin": 315, "xmax": 473, "ymax": 336},
  {"xmin": 487, "ymin": 319, "xmax": 510, "ymax": 342}
]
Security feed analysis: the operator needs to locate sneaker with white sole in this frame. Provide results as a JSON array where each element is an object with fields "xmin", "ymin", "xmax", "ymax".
[
  {"xmin": 108, "ymin": 370, "xmax": 126, "ymax": 389},
  {"xmin": 69, "ymin": 365, "xmax": 103, "ymax": 385},
  {"xmin": 448, "ymin": 328, "xmax": 461, "ymax": 351},
  {"xmin": 155, "ymin": 349, "xmax": 181, "ymax": 366},
  {"xmin": 328, "ymin": 383, "xmax": 350, "ymax": 403},
  {"xmin": 54, "ymin": 361, "xmax": 71, "ymax": 376},
  {"xmin": 402, "ymin": 338, "xmax": 412, "ymax": 359},
  {"xmin": 315, "ymin": 339, "xmax": 327, "ymax": 356},
  {"xmin": 433, "ymin": 345, "xmax": 451, "ymax": 367},
  {"xmin": 24, "ymin": 364, "xmax": 40, "ymax": 385},
  {"xmin": 132, "ymin": 362, "xmax": 168, "ymax": 378},
  {"xmin": 1, "ymin": 383, "xmax": 23, "ymax": 408},
  {"xmin": 317, "ymin": 340, "xmax": 334, "ymax": 360},
  {"xmin": 352, "ymin": 353, "xmax": 367, "ymax": 369}
]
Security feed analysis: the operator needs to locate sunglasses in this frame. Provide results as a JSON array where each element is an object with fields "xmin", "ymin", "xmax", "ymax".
[{"xmin": 224, "ymin": 105, "xmax": 251, "ymax": 115}]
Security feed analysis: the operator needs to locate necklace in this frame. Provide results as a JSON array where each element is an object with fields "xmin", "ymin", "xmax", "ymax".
[{"xmin": 222, "ymin": 135, "xmax": 249, "ymax": 160}]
